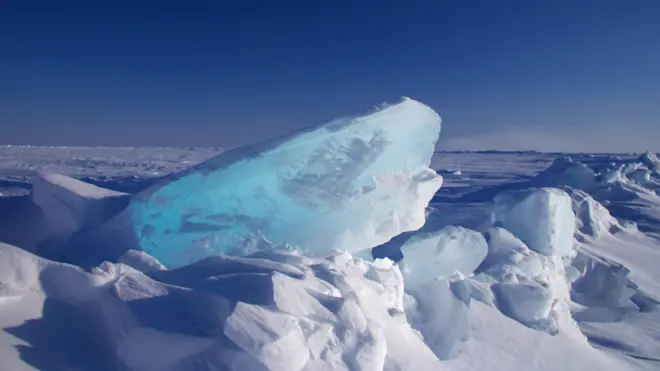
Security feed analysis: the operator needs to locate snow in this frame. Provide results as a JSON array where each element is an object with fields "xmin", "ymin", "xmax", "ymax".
[
  {"xmin": 1, "ymin": 127, "xmax": 660, "ymax": 369},
  {"xmin": 405, "ymin": 277, "xmax": 471, "ymax": 360},
  {"xmin": 566, "ymin": 189, "xmax": 617, "ymax": 235},
  {"xmin": 0, "ymin": 240, "xmax": 448, "ymax": 370},
  {"xmin": 533, "ymin": 156, "xmax": 597, "ymax": 191},
  {"xmin": 639, "ymin": 151, "xmax": 660, "ymax": 174},
  {"xmin": 118, "ymin": 249, "xmax": 167, "ymax": 272},
  {"xmin": 127, "ymin": 98, "xmax": 442, "ymax": 267},
  {"xmin": 0, "ymin": 172, "xmax": 129, "ymax": 261}
]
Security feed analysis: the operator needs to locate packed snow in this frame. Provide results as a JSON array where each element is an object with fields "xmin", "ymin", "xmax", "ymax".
[{"xmin": 0, "ymin": 101, "xmax": 659, "ymax": 370}]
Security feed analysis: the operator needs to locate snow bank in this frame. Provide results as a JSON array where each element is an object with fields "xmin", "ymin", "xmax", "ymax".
[
  {"xmin": 533, "ymin": 156, "xmax": 597, "ymax": 191},
  {"xmin": 571, "ymin": 252, "xmax": 637, "ymax": 310},
  {"xmin": 30, "ymin": 172, "xmax": 129, "ymax": 255},
  {"xmin": 0, "ymin": 241, "xmax": 447, "ymax": 370},
  {"xmin": 0, "ymin": 172, "xmax": 129, "ymax": 260}
]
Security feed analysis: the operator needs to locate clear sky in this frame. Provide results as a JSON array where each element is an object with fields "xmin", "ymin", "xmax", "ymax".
[{"xmin": 2, "ymin": 1, "xmax": 659, "ymax": 152}]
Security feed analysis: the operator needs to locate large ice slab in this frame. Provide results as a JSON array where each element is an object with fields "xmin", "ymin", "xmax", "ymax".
[{"xmin": 128, "ymin": 98, "xmax": 443, "ymax": 267}]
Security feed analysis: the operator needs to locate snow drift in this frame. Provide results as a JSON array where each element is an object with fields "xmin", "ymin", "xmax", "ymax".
[{"xmin": 0, "ymin": 242, "xmax": 449, "ymax": 370}]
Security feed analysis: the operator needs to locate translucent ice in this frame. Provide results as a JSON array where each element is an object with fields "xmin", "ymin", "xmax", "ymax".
[
  {"xmin": 128, "ymin": 98, "xmax": 442, "ymax": 267},
  {"xmin": 400, "ymin": 226, "xmax": 488, "ymax": 289},
  {"xmin": 492, "ymin": 188, "xmax": 576, "ymax": 257}
]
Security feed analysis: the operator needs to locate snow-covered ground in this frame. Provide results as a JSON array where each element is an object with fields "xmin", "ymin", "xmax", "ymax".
[{"xmin": 0, "ymin": 100, "xmax": 659, "ymax": 370}]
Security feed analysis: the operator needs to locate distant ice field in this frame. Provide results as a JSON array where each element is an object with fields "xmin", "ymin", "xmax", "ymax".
[{"xmin": 0, "ymin": 145, "xmax": 638, "ymax": 196}]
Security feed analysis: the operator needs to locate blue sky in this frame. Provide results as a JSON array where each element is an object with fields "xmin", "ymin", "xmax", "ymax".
[{"xmin": 2, "ymin": 1, "xmax": 659, "ymax": 151}]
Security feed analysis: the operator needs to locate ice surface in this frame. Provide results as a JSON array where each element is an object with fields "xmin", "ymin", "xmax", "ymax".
[
  {"xmin": 3, "ymin": 147, "xmax": 660, "ymax": 370},
  {"xmin": 126, "ymin": 98, "xmax": 442, "ymax": 267},
  {"xmin": 399, "ymin": 226, "xmax": 487, "ymax": 289},
  {"xmin": 492, "ymin": 188, "xmax": 576, "ymax": 257}
]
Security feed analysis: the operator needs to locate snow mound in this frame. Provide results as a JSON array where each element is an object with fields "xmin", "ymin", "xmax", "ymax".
[
  {"xmin": 0, "ymin": 242, "xmax": 448, "ymax": 370},
  {"xmin": 0, "ymin": 241, "xmax": 109, "ymax": 302},
  {"xmin": 31, "ymin": 172, "xmax": 129, "ymax": 256},
  {"xmin": 399, "ymin": 226, "xmax": 487, "ymax": 290},
  {"xmin": 122, "ymin": 98, "xmax": 442, "ymax": 267},
  {"xmin": 492, "ymin": 188, "xmax": 576, "ymax": 257},
  {"xmin": 533, "ymin": 156, "xmax": 597, "ymax": 191},
  {"xmin": 0, "ymin": 172, "xmax": 129, "ymax": 259},
  {"xmin": 0, "ymin": 242, "xmax": 46, "ymax": 298},
  {"xmin": 474, "ymin": 229, "xmax": 577, "ymax": 334},
  {"xmin": 639, "ymin": 151, "xmax": 660, "ymax": 174},
  {"xmin": 563, "ymin": 188, "xmax": 620, "ymax": 238},
  {"xmin": 405, "ymin": 277, "xmax": 471, "ymax": 360},
  {"xmin": 571, "ymin": 252, "xmax": 637, "ymax": 312}
]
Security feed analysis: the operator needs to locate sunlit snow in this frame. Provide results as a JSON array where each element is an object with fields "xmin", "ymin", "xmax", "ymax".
[{"xmin": 0, "ymin": 104, "xmax": 659, "ymax": 370}]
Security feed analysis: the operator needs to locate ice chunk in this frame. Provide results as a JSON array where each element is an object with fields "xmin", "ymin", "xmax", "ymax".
[
  {"xmin": 492, "ymin": 188, "xmax": 576, "ymax": 257},
  {"xmin": 481, "ymin": 227, "xmax": 530, "ymax": 269},
  {"xmin": 127, "ymin": 98, "xmax": 442, "ymax": 267},
  {"xmin": 400, "ymin": 226, "xmax": 488, "ymax": 289},
  {"xmin": 492, "ymin": 282, "xmax": 553, "ymax": 324}
]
